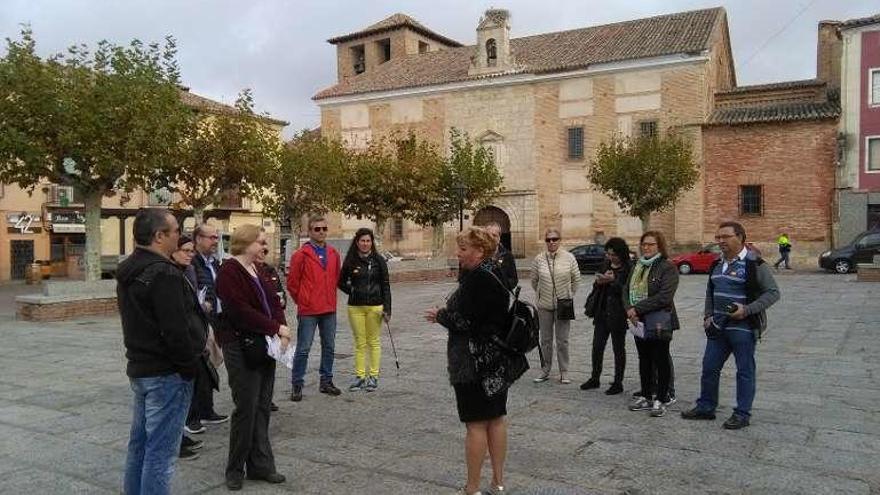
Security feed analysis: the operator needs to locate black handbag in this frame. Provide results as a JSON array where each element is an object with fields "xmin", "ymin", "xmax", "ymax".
[
  {"xmin": 547, "ymin": 253, "xmax": 575, "ymax": 321},
  {"xmin": 240, "ymin": 331, "xmax": 271, "ymax": 369},
  {"xmin": 583, "ymin": 288, "xmax": 598, "ymax": 318},
  {"xmin": 643, "ymin": 310, "xmax": 673, "ymax": 340}
]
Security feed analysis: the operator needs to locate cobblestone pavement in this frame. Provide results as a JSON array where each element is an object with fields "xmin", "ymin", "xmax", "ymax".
[{"xmin": 0, "ymin": 272, "xmax": 877, "ymax": 494}]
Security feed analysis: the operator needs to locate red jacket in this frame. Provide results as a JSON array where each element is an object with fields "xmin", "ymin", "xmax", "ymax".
[
  {"xmin": 215, "ymin": 258, "xmax": 286, "ymax": 346},
  {"xmin": 287, "ymin": 242, "xmax": 341, "ymax": 316}
]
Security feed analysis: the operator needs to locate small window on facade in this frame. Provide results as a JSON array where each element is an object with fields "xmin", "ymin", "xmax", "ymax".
[
  {"xmin": 377, "ymin": 39, "xmax": 391, "ymax": 63},
  {"xmin": 418, "ymin": 41, "xmax": 429, "ymax": 54},
  {"xmin": 391, "ymin": 218, "xmax": 404, "ymax": 239},
  {"xmin": 486, "ymin": 39, "xmax": 497, "ymax": 67},
  {"xmin": 351, "ymin": 45, "xmax": 365, "ymax": 74},
  {"xmin": 567, "ymin": 127, "xmax": 584, "ymax": 160},
  {"xmin": 639, "ymin": 120, "xmax": 658, "ymax": 138},
  {"xmin": 871, "ymin": 69, "xmax": 880, "ymax": 105},
  {"xmin": 739, "ymin": 185, "xmax": 762, "ymax": 216},
  {"xmin": 868, "ymin": 137, "xmax": 880, "ymax": 171}
]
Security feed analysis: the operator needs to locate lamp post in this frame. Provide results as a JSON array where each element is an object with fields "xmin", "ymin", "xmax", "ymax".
[{"xmin": 453, "ymin": 181, "xmax": 468, "ymax": 231}]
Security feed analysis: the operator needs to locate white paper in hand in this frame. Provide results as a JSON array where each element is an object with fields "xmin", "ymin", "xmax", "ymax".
[
  {"xmin": 265, "ymin": 335, "xmax": 295, "ymax": 369},
  {"xmin": 627, "ymin": 320, "xmax": 646, "ymax": 339}
]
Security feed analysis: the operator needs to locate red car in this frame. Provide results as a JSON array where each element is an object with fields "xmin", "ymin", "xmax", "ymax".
[{"xmin": 671, "ymin": 243, "xmax": 761, "ymax": 275}]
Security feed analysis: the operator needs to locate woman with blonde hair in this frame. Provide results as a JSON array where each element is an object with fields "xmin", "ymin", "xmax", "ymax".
[
  {"xmin": 426, "ymin": 226, "xmax": 523, "ymax": 495},
  {"xmin": 215, "ymin": 224, "xmax": 291, "ymax": 490},
  {"xmin": 531, "ymin": 227, "xmax": 581, "ymax": 384}
]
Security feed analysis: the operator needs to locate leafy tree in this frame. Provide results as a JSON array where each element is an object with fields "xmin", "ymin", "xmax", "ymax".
[
  {"xmin": 261, "ymin": 130, "xmax": 348, "ymax": 236},
  {"xmin": 588, "ymin": 132, "xmax": 698, "ymax": 231},
  {"xmin": 0, "ymin": 28, "xmax": 190, "ymax": 280},
  {"xmin": 408, "ymin": 128, "xmax": 504, "ymax": 256},
  {"xmin": 161, "ymin": 89, "xmax": 281, "ymax": 225}
]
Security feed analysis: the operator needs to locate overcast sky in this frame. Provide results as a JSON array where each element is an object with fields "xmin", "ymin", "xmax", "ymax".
[{"xmin": 1, "ymin": 0, "xmax": 874, "ymax": 137}]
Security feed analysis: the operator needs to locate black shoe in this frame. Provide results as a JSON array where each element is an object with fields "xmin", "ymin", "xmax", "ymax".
[
  {"xmin": 631, "ymin": 389, "xmax": 644, "ymax": 399},
  {"xmin": 184, "ymin": 421, "xmax": 205, "ymax": 434},
  {"xmin": 605, "ymin": 382, "xmax": 623, "ymax": 395},
  {"xmin": 723, "ymin": 414, "xmax": 750, "ymax": 430},
  {"xmin": 320, "ymin": 381, "xmax": 341, "ymax": 396},
  {"xmin": 290, "ymin": 385, "xmax": 302, "ymax": 402},
  {"xmin": 181, "ymin": 436, "xmax": 204, "ymax": 450},
  {"xmin": 246, "ymin": 472, "xmax": 286, "ymax": 484},
  {"xmin": 270, "ymin": 401, "xmax": 279, "ymax": 412},
  {"xmin": 178, "ymin": 446, "xmax": 200, "ymax": 460},
  {"xmin": 201, "ymin": 412, "xmax": 229, "ymax": 425},
  {"xmin": 681, "ymin": 407, "xmax": 717, "ymax": 420},
  {"xmin": 579, "ymin": 377, "xmax": 600, "ymax": 390},
  {"xmin": 226, "ymin": 475, "xmax": 243, "ymax": 491}
]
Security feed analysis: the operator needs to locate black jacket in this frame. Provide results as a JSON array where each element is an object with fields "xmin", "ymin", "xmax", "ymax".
[
  {"xmin": 116, "ymin": 247, "xmax": 208, "ymax": 379},
  {"xmin": 436, "ymin": 261, "xmax": 509, "ymax": 385},
  {"xmin": 192, "ymin": 252, "xmax": 220, "ymax": 317},
  {"xmin": 592, "ymin": 260, "xmax": 631, "ymax": 331},
  {"xmin": 622, "ymin": 257, "xmax": 681, "ymax": 331},
  {"xmin": 493, "ymin": 245, "xmax": 519, "ymax": 289},
  {"xmin": 338, "ymin": 253, "xmax": 392, "ymax": 314}
]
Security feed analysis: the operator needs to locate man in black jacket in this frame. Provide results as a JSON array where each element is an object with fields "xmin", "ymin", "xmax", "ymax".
[
  {"xmin": 117, "ymin": 208, "xmax": 207, "ymax": 495},
  {"xmin": 486, "ymin": 222, "xmax": 518, "ymax": 289}
]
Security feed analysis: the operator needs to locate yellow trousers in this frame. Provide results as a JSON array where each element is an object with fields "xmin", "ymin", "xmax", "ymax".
[{"xmin": 347, "ymin": 305, "xmax": 383, "ymax": 379}]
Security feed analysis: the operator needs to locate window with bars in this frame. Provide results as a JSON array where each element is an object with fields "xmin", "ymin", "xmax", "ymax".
[
  {"xmin": 639, "ymin": 120, "xmax": 658, "ymax": 138},
  {"xmin": 739, "ymin": 185, "xmax": 763, "ymax": 216},
  {"xmin": 391, "ymin": 218, "xmax": 404, "ymax": 240},
  {"xmin": 567, "ymin": 127, "xmax": 584, "ymax": 160}
]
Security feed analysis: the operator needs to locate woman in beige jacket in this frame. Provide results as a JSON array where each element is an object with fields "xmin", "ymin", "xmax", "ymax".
[{"xmin": 531, "ymin": 228, "xmax": 581, "ymax": 384}]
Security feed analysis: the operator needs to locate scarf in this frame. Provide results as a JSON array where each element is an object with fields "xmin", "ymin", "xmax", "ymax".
[{"xmin": 628, "ymin": 253, "xmax": 661, "ymax": 305}]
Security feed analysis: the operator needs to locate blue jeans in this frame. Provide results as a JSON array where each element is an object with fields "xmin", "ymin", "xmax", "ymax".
[
  {"xmin": 124, "ymin": 373, "xmax": 193, "ymax": 495},
  {"xmin": 291, "ymin": 313, "xmax": 337, "ymax": 386},
  {"xmin": 696, "ymin": 329, "xmax": 757, "ymax": 418}
]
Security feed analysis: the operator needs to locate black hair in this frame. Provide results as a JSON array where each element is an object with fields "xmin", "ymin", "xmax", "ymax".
[
  {"xmin": 177, "ymin": 234, "xmax": 193, "ymax": 248},
  {"xmin": 718, "ymin": 221, "xmax": 747, "ymax": 242},
  {"xmin": 343, "ymin": 228, "xmax": 376, "ymax": 269},
  {"xmin": 604, "ymin": 237, "xmax": 632, "ymax": 268},
  {"xmin": 133, "ymin": 208, "xmax": 173, "ymax": 246}
]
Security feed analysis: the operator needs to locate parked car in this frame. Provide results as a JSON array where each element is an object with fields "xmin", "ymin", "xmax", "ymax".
[
  {"xmin": 671, "ymin": 242, "xmax": 762, "ymax": 275},
  {"xmin": 819, "ymin": 229, "xmax": 880, "ymax": 274},
  {"xmin": 570, "ymin": 244, "xmax": 606, "ymax": 273}
]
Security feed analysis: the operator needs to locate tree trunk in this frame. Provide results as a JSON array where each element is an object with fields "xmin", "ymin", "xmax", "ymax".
[
  {"xmin": 374, "ymin": 217, "xmax": 386, "ymax": 251},
  {"xmin": 640, "ymin": 214, "xmax": 651, "ymax": 233},
  {"xmin": 431, "ymin": 221, "xmax": 445, "ymax": 258},
  {"xmin": 193, "ymin": 206, "xmax": 205, "ymax": 227},
  {"xmin": 83, "ymin": 189, "xmax": 103, "ymax": 282}
]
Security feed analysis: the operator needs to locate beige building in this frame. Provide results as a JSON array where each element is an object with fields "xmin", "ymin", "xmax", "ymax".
[
  {"xmin": 314, "ymin": 8, "xmax": 736, "ymax": 257},
  {"xmin": 0, "ymin": 88, "xmax": 286, "ymax": 282}
]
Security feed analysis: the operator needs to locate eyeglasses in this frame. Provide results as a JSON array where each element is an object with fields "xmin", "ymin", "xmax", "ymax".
[
  {"xmin": 545, "ymin": 238, "xmax": 560, "ymax": 243},
  {"xmin": 312, "ymin": 226, "xmax": 328, "ymax": 232}
]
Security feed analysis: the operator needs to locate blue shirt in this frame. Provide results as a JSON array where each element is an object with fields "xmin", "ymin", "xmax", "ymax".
[
  {"xmin": 710, "ymin": 254, "xmax": 751, "ymax": 332},
  {"xmin": 309, "ymin": 242, "xmax": 328, "ymax": 269}
]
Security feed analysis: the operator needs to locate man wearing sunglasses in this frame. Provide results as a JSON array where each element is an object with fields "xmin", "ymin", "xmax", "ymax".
[{"xmin": 287, "ymin": 215, "xmax": 342, "ymax": 401}]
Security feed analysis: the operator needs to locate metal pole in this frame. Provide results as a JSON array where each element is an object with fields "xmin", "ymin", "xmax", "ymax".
[{"xmin": 458, "ymin": 197, "xmax": 464, "ymax": 231}]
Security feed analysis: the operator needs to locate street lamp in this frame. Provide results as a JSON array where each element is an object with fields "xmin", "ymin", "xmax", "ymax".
[{"xmin": 453, "ymin": 181, "xmax": 468, "ymax": 231}]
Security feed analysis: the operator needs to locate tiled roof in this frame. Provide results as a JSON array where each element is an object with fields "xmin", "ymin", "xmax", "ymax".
[
  {"xmin": 315, "ymin": 7, "xmax": 724, "ymax": 100},
  {"xmin": 707, "ymin": 100, "xmax": 840, "ymax": 125},
  {"xmin": 179, "ymin": 89, "xmax": 288, "ymax": 126},
  {"xmin": 839, "ymin": 13, "xmax": 880, "ymax": 29},
  {"xmin": 327, "ymin": 13, "xmax": 463, "ymax": 47},
  {"xmin": 717, "ymin": 79, "xmax": 823, "ymax": 94}
]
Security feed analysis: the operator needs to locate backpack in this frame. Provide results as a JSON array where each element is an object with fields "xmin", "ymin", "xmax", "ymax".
[{"xmin": 486, "ymin": 271, "xmax": 543, "ymax": 364}]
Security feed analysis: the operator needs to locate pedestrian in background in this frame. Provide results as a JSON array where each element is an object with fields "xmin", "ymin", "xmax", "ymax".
[
  {"xmin": 485, "ymin": 221, "xmax": 518, "ymax": 289},
  {"xmin": 774, "ymin": 232, "xmax": 792, "ymax": 270},
  {"xmin": 338, "ymin": 228, "xmax": 391, "ymax": 392}
]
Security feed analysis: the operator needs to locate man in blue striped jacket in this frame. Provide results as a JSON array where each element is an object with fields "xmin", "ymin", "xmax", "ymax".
[{"xmin": 681, "ymin": 221, "xmax": 780, "ymax": 430}]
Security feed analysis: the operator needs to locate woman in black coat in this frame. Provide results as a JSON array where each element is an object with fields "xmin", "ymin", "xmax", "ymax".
[
  {"xmin": 426, "ymin": 227, "xmax": 518, "ymax": 495},
  {"xmin": 623, "ymin": 230, "xmax": 680, "ymax": 418},
  {"xmin": 581, "ymin": 237, "xmax": 632, "ymax": 395}
]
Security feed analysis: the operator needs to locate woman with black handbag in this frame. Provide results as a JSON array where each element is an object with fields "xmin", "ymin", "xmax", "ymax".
[
  {"xmin": 623, "ymin": 230, "xmax": 680, "ymax": 418},
  {"xmin": 531, "ymin": 227, "xmax": 581, "ymax": 384},
  {"xmin": 581, "ymin": 237, "xmax": 632, "ymax": 395},
  {"xmin": 426, "ymin": 226, "xmax": 521, "ymax": 495},
  {"xmin": 215, "ymin": 225, "xmax": 291, "ymax": 490}
]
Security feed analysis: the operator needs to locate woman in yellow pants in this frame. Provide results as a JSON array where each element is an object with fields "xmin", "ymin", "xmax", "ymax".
[{"xmin": 338, "ymin": 228, "xmax": 392, "ymax": 392}]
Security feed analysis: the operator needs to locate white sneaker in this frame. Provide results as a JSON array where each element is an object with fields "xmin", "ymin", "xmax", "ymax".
[
  {"xmin": 650, "ymin": 399, "xmax": 667, "ymax": 417},
  {"xmin": 628, "ymin": 397, "xmax": 652, "ymax": 411},
  {"xmin": 533, "ymin": 374, "xmax": 550, "ymax": 383}
]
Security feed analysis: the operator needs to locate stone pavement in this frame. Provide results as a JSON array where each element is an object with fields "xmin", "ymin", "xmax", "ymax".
[{"xmin": 0, "ymin": 272, "xmax": 878, "ymax": 494}]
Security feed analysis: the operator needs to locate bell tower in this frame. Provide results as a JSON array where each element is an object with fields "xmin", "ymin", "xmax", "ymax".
[{"xmin": 469, "ymin": 9, "xmax": 513, "ymax": 76}]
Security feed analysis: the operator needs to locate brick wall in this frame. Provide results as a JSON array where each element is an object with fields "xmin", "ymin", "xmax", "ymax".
[
  {"xmin": 703, "ymin": 119, "xmax": 837, "ymax": 262},
  {"xmin": 17, "ymin": 298, "xmax": 118, "ymax": 322}
]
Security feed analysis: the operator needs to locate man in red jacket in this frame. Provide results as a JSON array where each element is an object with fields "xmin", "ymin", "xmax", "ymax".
[{"xmin": 288, "ymin": 215, "xmax": 342, "ymax": 401}]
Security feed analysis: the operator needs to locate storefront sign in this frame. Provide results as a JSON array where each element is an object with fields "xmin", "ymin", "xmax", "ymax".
[
  {"xmin": 6, "ymin": 212, "xmax": 42, "ymax": 234},
  {"xmin": 49, "ymin": 210, "xmax": 86, "ymax": 234}
]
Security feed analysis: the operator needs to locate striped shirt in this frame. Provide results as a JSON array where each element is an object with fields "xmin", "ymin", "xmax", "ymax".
[{"xmin": 710, "ymin": 255, "xmax": 751, "ymax": 332}]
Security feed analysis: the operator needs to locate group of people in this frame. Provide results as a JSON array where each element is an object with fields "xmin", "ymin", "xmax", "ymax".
[
  {"xmin": 117, "ymin": 206, "xmax": 780, "ymax": 495},
  {"xmin": 118, "ymin": 212, "xmax": 392, "ymax": 493}
]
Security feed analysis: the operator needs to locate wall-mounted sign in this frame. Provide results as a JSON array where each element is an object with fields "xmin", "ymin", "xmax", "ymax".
[
  {"xmin": 6, "ymin": 212, "xmax": 42, "ymax": 234},
  {"xmin": 49, "ymin": 210, "xmax": 86, "ymax": 234}
]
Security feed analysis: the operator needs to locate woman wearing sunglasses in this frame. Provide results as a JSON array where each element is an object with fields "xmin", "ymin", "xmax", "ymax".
[{"xmin": 531, "ymin": 228, "xmax": 581, "ymax": 384}]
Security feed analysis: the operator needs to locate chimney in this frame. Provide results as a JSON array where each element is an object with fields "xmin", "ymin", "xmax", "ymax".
[{"xmin": 817, "ymin": 21, "xmax": 841, "ymax": 89}]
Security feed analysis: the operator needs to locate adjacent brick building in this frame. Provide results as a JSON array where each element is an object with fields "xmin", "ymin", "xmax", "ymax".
[{"xmin": 314, "ymin": 8, "xmax": 737, "ymax": 257}]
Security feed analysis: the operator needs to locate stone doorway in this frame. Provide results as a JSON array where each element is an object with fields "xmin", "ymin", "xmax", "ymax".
[{"xmin": 474, "ymin": 206, "xmax": 512, "ymax": 252}]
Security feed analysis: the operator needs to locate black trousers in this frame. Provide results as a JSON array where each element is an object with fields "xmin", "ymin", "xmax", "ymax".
[
  {"xmin": 590, "ymin": 321, "xmax": 626, "ymax": 384},
  {"xmin": 186, "ymin": 357, "xmax": 215, "ymax": 423},
  {"xmin": 223, "ymin": 342, "xmax": 276, "ymax": 479},
  {"xmin": 634, "ymin": 337, "xmax": 672, "ymax": 402}
]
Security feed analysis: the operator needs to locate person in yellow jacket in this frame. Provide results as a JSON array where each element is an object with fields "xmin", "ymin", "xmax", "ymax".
[{"xmin": 773, "ymin": 233, "xmax": 792, "ymax": 270}]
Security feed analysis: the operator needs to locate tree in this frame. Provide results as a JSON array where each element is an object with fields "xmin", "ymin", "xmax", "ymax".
[
  {"xmin": 162, "ymin": 89, "xmax": 281, "ymax": 225},
  {"xmin": 408, "ymin": 128, "xmax": 504, "ymax": 256},
  {"xmin": 587, "ymin": 132, "xmax": 698, "ymax": 231},
  {"xmin": 261, "ymin": 130, "xmax": 348, "ymax": 236},
  {"xmin": 0, "ymin": 28, "xmax": 190, "ymax": 280}
]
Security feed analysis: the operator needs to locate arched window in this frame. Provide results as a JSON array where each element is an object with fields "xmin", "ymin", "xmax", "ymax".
[{"xmin": 486, "ymin": 39, "xmax": 497, "ymax": 66}]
